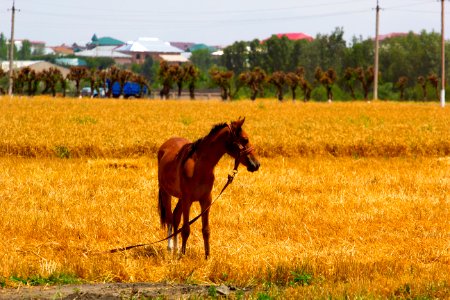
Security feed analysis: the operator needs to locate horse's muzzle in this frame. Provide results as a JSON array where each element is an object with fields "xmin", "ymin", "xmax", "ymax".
[{"xmin": 247, "ymin": 156, "xmax": 260, "ymax": 172}]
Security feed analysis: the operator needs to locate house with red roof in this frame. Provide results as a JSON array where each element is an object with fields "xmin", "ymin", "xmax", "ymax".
[
  {"xmin": 377, "ymin": 32, "xmax": 410, "ymax": 41},
  {"xmin": 267, "ymin": 32, "xmax": 314, "ymax": 42}
]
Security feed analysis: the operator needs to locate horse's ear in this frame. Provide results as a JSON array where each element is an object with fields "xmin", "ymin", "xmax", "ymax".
[{"xmin": 232, "ymin": 117, "xmax": 245, "ymax": 129}]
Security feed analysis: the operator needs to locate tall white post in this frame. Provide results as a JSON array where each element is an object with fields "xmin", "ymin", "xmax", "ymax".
[{"xmin": 441, "ymin": 0, "xmax": 446, "ymax": 107}]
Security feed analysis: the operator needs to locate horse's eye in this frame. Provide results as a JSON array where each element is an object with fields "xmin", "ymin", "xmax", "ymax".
[{"xmin": 241, "ymin": 137, "xmax": 249, "ymax": 145}]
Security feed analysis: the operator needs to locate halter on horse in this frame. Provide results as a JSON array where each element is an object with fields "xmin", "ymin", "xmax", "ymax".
[{"xmin": 157, "ymin": 117, "xmax": 260, "ymax": 259}]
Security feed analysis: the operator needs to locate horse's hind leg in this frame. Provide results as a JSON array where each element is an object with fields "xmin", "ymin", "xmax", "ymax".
[
  {"xmin": 181, "ymin": 198, "xmax": 192, "ymax": 255},
  {"xmin": 158, "ymin": 189, "xmax": 174, "ymax": 251}
]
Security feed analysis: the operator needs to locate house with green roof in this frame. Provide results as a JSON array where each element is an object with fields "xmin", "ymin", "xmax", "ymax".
[
  {"xmin": 187, "ymin": 43, "xmax": 218, "ymax": 52},
  {"xmin": 87, "ymin": 34, "xmax": 124, "ymax": 49}
]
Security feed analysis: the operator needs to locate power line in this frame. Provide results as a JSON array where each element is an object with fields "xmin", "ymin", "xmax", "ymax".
[
  {"xmin": 20, "ymin": 7, "xmax": 371, "ymax": 25},
  {"xmin": 16, "ymin": 0, "xmax": 373, "ymax": 15}
]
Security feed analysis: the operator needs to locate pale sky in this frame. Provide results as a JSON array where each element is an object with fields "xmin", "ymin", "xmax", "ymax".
[{"xmin": 0, "ymin": 0, "xmax": 446, "ymax": 47}]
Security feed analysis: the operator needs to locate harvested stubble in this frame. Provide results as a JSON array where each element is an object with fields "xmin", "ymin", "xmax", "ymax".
[
  {"xmin": 0, "ymin": 96, "xmax": 449, "ymax": 158},
  {"xmin": 0, "ymin": 97, "xmax": 449, "ymax": 298}
]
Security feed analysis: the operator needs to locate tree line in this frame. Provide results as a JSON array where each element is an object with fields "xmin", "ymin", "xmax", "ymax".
[
  {"xmin": 0, "ymin": 28, "xmax": 448, "ymax": 100},
  {"xmin": 212, "ymin": 28, "xmax": 448, "ymax": 101},
  {"xmin": 0, "ymin": 65, "xmax": 149, "ymax": 98}
]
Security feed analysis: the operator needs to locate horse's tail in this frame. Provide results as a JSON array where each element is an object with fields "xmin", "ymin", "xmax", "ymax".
[{"xmin": 158, "ymin": 189, "xmax": 167, "ymax": 228}]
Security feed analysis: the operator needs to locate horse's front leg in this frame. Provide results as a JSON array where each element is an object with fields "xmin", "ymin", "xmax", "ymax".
[
  {"xmin": 172, "ymin": 200, "xmax": 182, "ymax": 253},
  {"xmin": 181, "ymin": 198, "xmax": 192, "ymax": 255},
  {"xmin": 200, "ymin": 194, "xmax": 212, "ymax": 259}
]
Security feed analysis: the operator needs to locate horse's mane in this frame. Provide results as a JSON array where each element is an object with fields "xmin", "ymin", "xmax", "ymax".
[{"xmin": 179, "ymin": 122, "xmax": 228, "ymax": 163}]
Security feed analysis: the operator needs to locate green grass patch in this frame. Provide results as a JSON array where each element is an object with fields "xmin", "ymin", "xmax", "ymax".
[
  {"xmin": 8, "ymin": 273, "xmax": 82, "ymax": 286},
  {"xmin": 0, "ymin": 277, "xmax": 6, "ymax": 288},
  {"xmin": 72, "ymin": 116, "xmax": 98, "ymax": 125},
  {"xmin": 54, "ymin": 145, "xmax": 71, "ymax": 159}
]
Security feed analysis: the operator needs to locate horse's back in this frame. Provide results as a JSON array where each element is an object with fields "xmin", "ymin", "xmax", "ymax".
[
  {"xmin": 158, "ymin": 137, "xmax": 190, "ymax": 162},
  {"xmin": 158, "ymin": 137, "xmax": 190, "ymax": 197}
]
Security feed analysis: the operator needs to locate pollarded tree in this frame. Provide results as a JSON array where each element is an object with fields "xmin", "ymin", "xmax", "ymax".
[
  {"xmin": 417, "ymin": 76, "xmax": 427, "ymax": 100},
  {"xmin": 285, "ymin": 72, "xmax": 300, "ymax": 101},
  {"xmin": 87, "ymin": 68, "xmax": 99, "ymax": 98},
  {"xmin": 252, "ymin": 67, "xmax": 267, "ymax": 99},
  {"xmin": 238, "ymin": 67, "xmax": 267, "ymax": 101},
  {"xmin": 24, "ymin": 68, "xmax": 38, "ymax": 96},
  {"xmin": 41, "ymin": 67, "xmax": 63, "ymax": 97},
  {"xmin": 0, "ymin": 68, "xmax": 6, "ymax": 94},
  {"xmin": 268, "ymin": 71, "xmax": 286, "ymax": 101},
  {"xmin": 427, "ymin": 73, "xmax": 439, "ymax": 100},
  {"xmin": 108, "ymin": 66, "xmax": 121, "ymax": 98},
  {"xmin": 343, "ymin": 67, "xmax": 357, "ymax": 100},
  {"xmin": 355, "ymin": 66, "xmax": 375, "ymax": 100},
  {"xmin": 396, "ymin": 76, "xmax": 409, "ymax": 100},
  {"xmin": 209, "ymin": 68, "xmax": 234, "ymax": 100},
  {"xmin": 28, "ymin": 71, "xmax": 41, "ymax": 96},
  {"xmin": 17, "ymin": 67, "xmax": 29, "ymax": 95},
  {"xmin": 60, "ymin": 74, "xmax": 67, "ymax": 98},
  {"xmin": 13, "ymin": 70, "xmax": 25, "ymax": 94},
  {"xmin": 296, "ymin": 67, "xmax": 312, "ymax": 101},
  {"xmin": 117, "ymin": 69, "xmax": 134, "ymax": 98},
  {"xmin": 169, "ymin": 64, "xmax": 185, "ymax": 98},
  {"xmin": 97, "ymin": 69, "xmax": 109, "ymax": 97},
  {"xmin": 15, "ymin": 68, "xmax": 40, "ymax": 96},
  {"xmin": 158, "ymin": 61, "xmax": 172, "ymax": 99},
  {"xmin": 300, "ymin": 78, "xmax": 312, "ymax": 101},
  {"xmin": 183, "ymin": 63, "xmax": 200, "ymax": 100},
  {"xmin": 315, "ymin": 67, "xmax": 337, "ymax": 101},
  {"xmin": 324, "ymin": 68, "xmax": 337, "ymax": 101},
  {"xmin": 67, "ymin": 66, "xmax": 88, "ymax": 97},
  {"xmin": 132, "ymin": 73, "xmax": 150, "ymax": 98}
]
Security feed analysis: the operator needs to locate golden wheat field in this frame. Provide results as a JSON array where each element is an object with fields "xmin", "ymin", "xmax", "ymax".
[{"xmin": 0, "ymin": 96, "xmax": 449, "ymax": 299}]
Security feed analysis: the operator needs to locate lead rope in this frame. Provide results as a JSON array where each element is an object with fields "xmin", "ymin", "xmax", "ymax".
[{"xmin": 106, "ymin": 161, "xmax": 240, "ymax": 254}]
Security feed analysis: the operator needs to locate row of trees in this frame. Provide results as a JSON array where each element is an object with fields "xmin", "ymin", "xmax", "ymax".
[
  {"xmin": 218, "ymin": 28, "xmax": 446, "ymax": 86},
  {"xmin": 206, "ymin": 64, "xmax": 442, "ymax": 102},
  {"xmin": 0, "ymin": 66, "xmax": 149, "ymax": 98},
  {"xmin": 160, "ymin": 28, "xmax": 448, "ymax": 101},
  {"xmin": 0, "ymin": 28, "xmax": 447, "ymax": 100},
  {"xmin": 2, "ymin": 60, "xmax": 442, "ymax": 102}
]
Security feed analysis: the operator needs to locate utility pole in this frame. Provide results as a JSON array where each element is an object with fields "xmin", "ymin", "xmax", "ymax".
[
  {"xmin": 373, "ymin": 0, "xmax": 381, "ymax": 101},
  {"xmin": 440, "ymin": 0, "xmax": 446, "ymax": 107},
  {"xmin": 8, "ymin": 0, "xmax": 19, "ymax": 96}
]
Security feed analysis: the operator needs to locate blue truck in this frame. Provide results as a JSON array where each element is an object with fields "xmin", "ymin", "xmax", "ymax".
[{"xmin": 108, "ymin": 80, "xmax": 148, "ymax": 98}]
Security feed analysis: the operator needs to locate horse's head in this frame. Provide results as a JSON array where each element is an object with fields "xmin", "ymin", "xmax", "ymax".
[{"xmin": 226, "ymin": 117, "xmax": 260, "ymax": 172}]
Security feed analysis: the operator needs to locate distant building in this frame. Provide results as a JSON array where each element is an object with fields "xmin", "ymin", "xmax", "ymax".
[
  {"xmin": 13, "ymin": 39, "xmax": 46, "ymax": 55},
  {"xmin": 55, "ymin": 58, "xmax": 87, "ymax": 67},
  {"xmin": 87, "ymin": 34, "xmax": 124, "ymax": 49},
  {"xmin": 72, "ymin": 43, "xmax": 86, "ymax": 53},
  {"xmin": 46, "ymin": 44, "xmax": 74, "ymax": 56},
  {"xmin": 267, "ymin": 32, "xmax": 314, "ymax": 42},
  {"xmin": 116, "ymin": 37, "xmax": 187, "ymax": 64},
  {"xmin": 377, "ymin": 32, "xmax": 409, "ymax": 41},
  {"xmin": 186, "ymin": 43, "xmax": 218, "ymax": 52},
  {"xmin": 170, "ymin": 42, "xmax": 195, "ymax": 52},
  {"xmin": 1, "ymin": 61, "xmax": 70, "ymax": 77},
  {"xmin": 74, "ymin": 45, "xmax": 132, "ymax": 65}
]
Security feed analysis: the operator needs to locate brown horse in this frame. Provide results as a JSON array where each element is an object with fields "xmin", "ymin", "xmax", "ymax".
[{"xmin": 157, "ymin": 118, "xmax": 260, "ymax": 259}]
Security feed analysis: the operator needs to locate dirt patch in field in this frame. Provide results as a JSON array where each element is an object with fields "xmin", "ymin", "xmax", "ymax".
[{"xmin": 0, "ymin": 282, "xmax": 247, "ymax": 299}]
